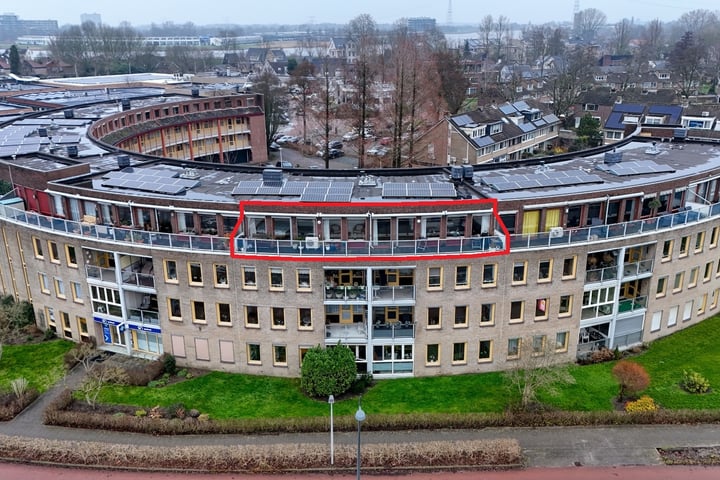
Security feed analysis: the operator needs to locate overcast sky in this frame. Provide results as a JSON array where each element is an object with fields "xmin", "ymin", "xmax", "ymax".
[{"xmin": 5, "ymin": 0, "xmax": 719, "ymax": 27}]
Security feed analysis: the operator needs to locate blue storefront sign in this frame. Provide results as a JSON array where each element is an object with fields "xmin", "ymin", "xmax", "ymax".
[
  {"xmin": 127, "ymin": 323, "xmax": 161, "ymax": 334},
  {"xmin": 102, "ymin": 324, "xmax": 111, "ymax": 343}
]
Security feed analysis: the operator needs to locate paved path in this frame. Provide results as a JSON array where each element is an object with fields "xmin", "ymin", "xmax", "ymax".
[{"xmin": 1, "ymin": 365, "xmax": 719, "ymax": 475}]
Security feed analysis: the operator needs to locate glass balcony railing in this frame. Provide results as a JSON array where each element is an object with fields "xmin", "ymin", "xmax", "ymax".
[
  {"xmin": 325, "ymin": 322, "xmax": 368, "ymax": 340},
  {"xmin": 0, "ymin": 204, "xmax": 230, "ymax": 253},
  {"xmin": 618, "ymin": 295, "xmax": 647, "ymax": 314},
  {"xmin": 1, "ymin": 200, "xmax": 717, "ymax": 257},
  {"xmin": 235, "ymin": 236, "xmax": 505, "ymax": 257},
  {"xmin": 622, "ymin": 259, "xmax": 654, "ymax": 278},
  {"xmin": 509, "ymin": 205, "xmax": 716, "ymax": 250},
  {"xmin": 127, "ymin": 308, "xmax": 160, "ymax": 326},
  {"xmin": 372, "ymin": 323, "xmax": 415, "ymax": 339}
]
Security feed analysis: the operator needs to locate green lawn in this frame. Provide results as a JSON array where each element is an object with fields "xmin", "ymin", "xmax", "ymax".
[
  {"xmin": 96, "ymin": 316, "xmax": 720, "ymax": 418},
  {"xmin": 0, "ymin": 340, "xmax": 74, "ymax": 393}
]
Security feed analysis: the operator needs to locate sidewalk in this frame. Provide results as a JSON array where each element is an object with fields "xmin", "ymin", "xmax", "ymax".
[{"xmin": 1, "ymin": 370, "xmax": 719, "ymax": 469}]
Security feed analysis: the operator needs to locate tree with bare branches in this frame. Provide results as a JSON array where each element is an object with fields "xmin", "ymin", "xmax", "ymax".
[
  {"xmin": 503, "ymin": 335, "xmax": 576, "ymax": 410},
  {"xmin": 347, "ymin": 14, "xmax": 379, "ymax": 168},
  {"xmin": 574, "ymin": 8, "xmax": 607, "ymax": 43}
]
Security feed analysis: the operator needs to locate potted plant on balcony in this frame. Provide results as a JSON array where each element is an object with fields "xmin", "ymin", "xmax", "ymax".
[{"xmin": 348, "ymin": 286, "xmax": 359, "ymax": 299}]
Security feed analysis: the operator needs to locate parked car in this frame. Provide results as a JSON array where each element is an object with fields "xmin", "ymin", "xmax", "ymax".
[
  {"xmin": 329, "ymin": 140, "xmax": 343, "ymax": 150},
  {"xmin": 329, "ymin": 148, "xmax": 344, "ymax": 158},
  {"xmin": 275, "ymin": 160, "xmax": 294, "ymax": 168},
  {"xmin": 342, "ymin": 131, "xmax": 359, "ymax": 141},
  {"xmin": 269, "ymin": 142, "xmax": 281, "ymax": 151},
  {"xmin": 367, "ymin": 146, "xmax": 388, "ymax": 156}
]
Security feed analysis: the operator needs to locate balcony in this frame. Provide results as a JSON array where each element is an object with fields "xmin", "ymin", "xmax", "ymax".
[
  {"xmin": 622, "ymin": 260, "xmax": 654, "ymax": 279},
  {"xmin": 86, "ymin": 265, "xmax": 117, "ymax": 283},
  {"xmin": 508, "ymin": 205, "xmax": 714, "ymax": 250},
  {"xmin": 324, "ymin": 285, "xmax": 367, "ymax": 301},
  {"xmin": 127, "ymin": 308, "xmax": 160, "ymax": 326},
  {"xmin": 121, "ymin": 270, "xmax": 155, "ymax": 288},
  {"xmin": 372, "ymin": 322, "xmax": 415, "ymax": 339},
  {"xmin": 325, "ymin": 322, "xmax": 367, "ymax": 342},
  {"xmin": 618, "ymin": 295, "xmax": 647, "ymax": 314},
  {"xmin": 236, "ymin": 236, "xmax": 505, "ymax": 258},
  {"xmin": 585, "ymin": 265, "xmax": 618, "ymax": 283},
  {"xmin": 371, "ymin": 286, "xmax": 415, "ymax": 303}
]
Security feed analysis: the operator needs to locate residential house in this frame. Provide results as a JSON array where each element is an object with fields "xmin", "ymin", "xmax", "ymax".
[{"xmin": 446, "ymin": 99, "xmax": 560, "ymax": 164}]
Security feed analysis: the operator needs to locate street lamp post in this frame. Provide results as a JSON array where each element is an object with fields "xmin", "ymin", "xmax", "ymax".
[
  {"xmin": 328, "ymin": 394, "xmax": 335, "ymax": 465},
  {"xmin": 354, "ymin": 396, "xmax": 366, "ymax": 480}
]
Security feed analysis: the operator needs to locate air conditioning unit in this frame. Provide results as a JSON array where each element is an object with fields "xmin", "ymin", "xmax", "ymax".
[
  {"xmin": 549, "ymin": 227, "xmax": 564, "ymax": 238},
  {"xmin": 305, "ymin": 236, "xmax": 320, "ymax": 249}
]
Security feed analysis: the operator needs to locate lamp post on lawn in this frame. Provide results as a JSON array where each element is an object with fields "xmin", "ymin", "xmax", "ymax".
[
  {"xmin": 355, "ymin": 396, "xmax": 366, "ymax": 480},
  {"xmin": 328, "ymin": 394, "xmax": 335, "ymax": 465}
]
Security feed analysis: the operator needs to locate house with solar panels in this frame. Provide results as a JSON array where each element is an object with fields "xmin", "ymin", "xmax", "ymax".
[
  {"xmin": 447, "ymin": 100, "xmax": 561, "ymax": 164},
  {"xmin": 602, "ymin": 103, "xmax": 683, "ymax": 144},
  {"xmin": 2, "ymin": 77, "xmax": 720, "ymax": 378}
]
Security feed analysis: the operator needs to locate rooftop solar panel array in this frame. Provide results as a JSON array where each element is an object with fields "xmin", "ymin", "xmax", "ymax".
[
  {"xmin": 595, "ymin": 160, "xmax": 675, "ymax": 176},
  {"xmin": 101, "ymin": 169, "xmax": 199, "ymax": 195},
  {"xmin": 381, "ymin": 182, "xmax": 457, "ymax": 198},
  {"xmin": 481, "ymin": 170, "xmax": 604, "ymax": 192},
  {"xmin": 231, "ymin": 180, "xmax": 355, "ymax": 202}
]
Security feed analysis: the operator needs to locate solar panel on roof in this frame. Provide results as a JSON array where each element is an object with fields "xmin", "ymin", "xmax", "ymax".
[
  {"xmin": 614, "ymin": 104, "xmax": 644, "ymax": 114},
  {"xmin": 472, "ymin": 136, "xmax": 494, "ymax": 147},
  {"xmin": 454, "ymin": 114, "xmax": 473, "ymax": 126},
  {"xmin": 514, "ymin": 101, "xmax": 530, "ymax": 110},
  {"xmin": 595, "ymin": 160, "xmax": 675, "ymax": 177},
  {"xmin": 498, "ymin": 104, "xmax": 516, "ymax": 115}
]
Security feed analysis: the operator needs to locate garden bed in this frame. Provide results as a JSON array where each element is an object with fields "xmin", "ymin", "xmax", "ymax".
[{"xmin": 658, "ymin": 446, "xmax": 720, "ymax": 465}]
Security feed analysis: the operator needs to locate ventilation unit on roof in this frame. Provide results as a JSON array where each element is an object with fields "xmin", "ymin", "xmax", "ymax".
[
  {"xmin": 462, "ymin": 164, "xmax": 474, "ymax": 183},
  {"xmin": 262, "ymin": 168, "xmax": 283, "ymax": 185},
  {"xmin": 63, "ymin": 109, "xmax": 74, "ymax": 119},
  {"xmin": 117, "ymin": 155, "xmax": 131, "ymax": 168},
  {"xmin": 702, "ymin": 111, "xmax": 710, "ymax": 117},
  {"xmin": 358, "ymin": 174, "xmax": 377, "ymax": 187},
  {"xmin": 66, "ymin": 145, "xmax": 78, "ymax": 158},
  {"xmin": 37, "ymin": 127, "xmax": 47, "ymax": 137},
  {"xmin": 121, "ymin": 99, "xmax": 131, "ymax": 111},
  {"xmin": 450, "ymin": 165, "xmax": 464, "ymax": 181},
  {"xmin": 645, "ymin": 142, "xmax": 661, "ymax": 155},
  {"xmin": 180, "ymin": 168, "xmax": 200, "ymax": 179},
  {"xmin": 604, "ymin": 151, "xmax": 623, "ymax": 164}
]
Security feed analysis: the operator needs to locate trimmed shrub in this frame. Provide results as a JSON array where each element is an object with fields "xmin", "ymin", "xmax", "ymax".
[
  {"xmin": 161, "ymin": 353, "xmax": 177, "ymax": 376},
  {"xmin": 680, "ymin": 370, "xmax": 711, "ymax": 394},
  {"xmin": 625, "ymin": 395, "xmax": 658, "ymax": 413},
  {"xmin": 300, "ymin": 344, "xmax": 357, "ymax": 398}
]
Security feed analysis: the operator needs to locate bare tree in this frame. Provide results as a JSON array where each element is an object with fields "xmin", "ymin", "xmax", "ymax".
[
  {"xmin": 612, "ymin": 18, "xmax": 633, "ymax": 55},
  {"xmin": 575, "ymin": 8, "xmax": 607, "ymax": 43},
  {"xmin": 549, "ymin": 45, "xmax": 595, "ymax": 119},
  {"xmin": 669, "ymin": 31, "xmax": 707, "ymax": 98},
  {"xmin": 433, "ymin": 47, "xmax": 469, "ymax": 115},
  {"xmin": 79, "ymin": 364, "xmax": 128, "ymax": 408},
  {"xmin": 493, "ymin": 15, "xmax": 510, "ymax": 60},
  {"xmin": 289, "ymin": 59, "xmax": 316, "ymax": 145},
  {"xmin": 478, "ymin": 15, "xmax": 494, "ymax": 59},
  {"xmin": 347, "ymin": 14, "xmax": 379, "ymax": 168},
  {"xmin": 255, "ymin": 70, "xmax": 288, "ymax": 149},
  {"xmin": 503, "ymin": 335, "xmax": 576, "ymax": 410}
]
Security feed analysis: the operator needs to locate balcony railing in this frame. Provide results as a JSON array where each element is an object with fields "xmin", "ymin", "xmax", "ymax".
[
  {"xmin": 121, "ymin": 270, "xmax": 155, "ymax": 288},
  {"xmin": 618, "ymin": 295, "xmax": 647, "ymax": 314},
  {"xmin": 371, "ymin": 286, "xmax": 415, "ymax": 302},
  {"xmin": 86, "ymin": 265, "xmax": 117, "ymax": 283},
  {"xmin": 325, "ymin": 322, "xmax": 367, "ymax": 341},
  {"xmin": 509, "ymin": 205, "xmax": 716, "ymax": 250},
  {"xmin": 0, "ymin": 205, "xmax": 231, "ymax": 253},
  {"xmin": 324, "ymin": 285, "xmax": 368, "ymax": 301},
  {"xmin": 585, "ymin": 265, "xmax": 618, "ymax": 283},
  {"xmin": 236, "ymin": 236, "xmax": 505, "ymax": 257},
  {"xmin": 372, "ymin": 323, "xmax": 415, "ymax": 339},
  {"xmin": 127, "ymin": 308, "xmax": 160, "ymax": 326},
  {"xmin": 622, "ymin": 259, "xmax": 654, "ymax": 278},
  {"xmin": 1, "ymin": 199, "xmax": 717, "ymax": 256}
]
